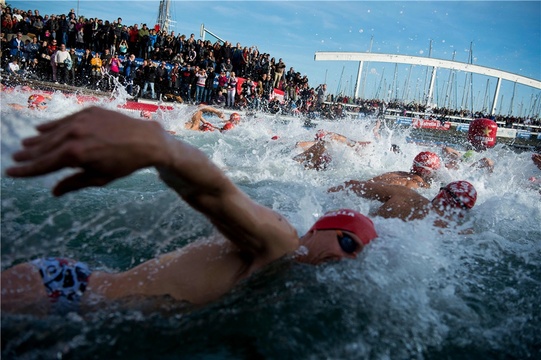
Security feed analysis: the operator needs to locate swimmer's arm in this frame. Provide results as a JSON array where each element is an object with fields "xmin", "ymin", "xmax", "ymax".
[
  {"xmin": 442, "ymin": 146, "xmax": 461, "ymax": 159},
  {"xmin": 199, "ymin": 106, "xmax": 225, "ymax": 119},
  {"xmin": 330, "ymin": 181, "xmax": 432, "ymax": 221},
  {"xmin": 471, "ymin": 157, "xmax": 494, "ymax": 173},
  {"xmin": 328, "ymin": 180, "xmax": 405, "ymax": 202},
  {"xmin": 200, "ymin": 118, "xmax": 218, "ymax": 129},
  {"xmin": 533, "ymin": 153, "xmax": 541, "ymax": 170},
  {"xmin": 373, "ymin": 119, "xmax": 382, "ymax": 140},
  {"xmin": 6, "ymin": 107, "xmax": 298, "ymax": 263},
  {"xmin": 326, "ymin": 132, "xmax": 370, "ymax": 148},
  {"xmin": 158, "ymin": 135, "xmax": 299, "ymax": 263}
]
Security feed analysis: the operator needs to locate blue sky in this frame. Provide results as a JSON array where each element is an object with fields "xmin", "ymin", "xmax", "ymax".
[{"xmin": 8, "ymin": 1, "xmax": 541, "ymax": 116}]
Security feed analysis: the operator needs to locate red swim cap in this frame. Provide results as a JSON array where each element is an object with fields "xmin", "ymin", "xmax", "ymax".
[
  {"xmin": 310, "ymin": 209, "xmax": 377, "ymax": 246},
  {"xmin": 412, "ymin": 151, "xmax": 441, "ymax": 177},
  {"xmin": 28, "ymin": 94, "xmax": 46, "ymax": 108},
  {"xmin": 434, "ymin": 180, "xmax": 477, "ymax": 210},
  {"xmin": 315, "ymin": 129, "xmax": 327, "ymax": 140},
  {"xmin": 230, "ymin": 112, "xmax": 241, "ymax": 122},
  {"xmin": 140, "ymin": 110, "xmax": 152, "ymax": 119}
]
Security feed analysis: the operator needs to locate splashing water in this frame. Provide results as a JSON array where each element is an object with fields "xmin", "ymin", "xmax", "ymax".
[{"xmin": 1, "ymin": 89, "xmax": 540, "ymax": 359}]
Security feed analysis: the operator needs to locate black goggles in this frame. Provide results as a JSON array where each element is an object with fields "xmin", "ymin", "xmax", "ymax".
[
  {"xmin": 440, "ymin": 187, "xmax": 468, "ymax": 210},
  {"xmin": 336, "ymin": 230, "xmax": 360, "ymax": 254}
]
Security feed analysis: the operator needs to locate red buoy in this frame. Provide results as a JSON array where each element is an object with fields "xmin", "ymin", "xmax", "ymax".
[{"xmin": 467, "ymin": 118, "xmax": 497, "ymax": 150}]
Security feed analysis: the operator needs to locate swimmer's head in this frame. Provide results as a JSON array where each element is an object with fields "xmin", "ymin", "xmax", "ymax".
[
  {"xmin": 315, "ymin": 129, "xmax": 327, "ymax": 140},
  {"xmin": 432, "ymin": 180, "xmax": 477, "ymax": 210},
  {"xmin": 412, "ymin": 151, "xmax": 441, "ymax": 178},
  {"xmin": 140, "ymin": 110, "xmax": 152, "ymax": 119},
  {"xmin": 390, "ymin": 144, "xmax": 401, "ymax": 154},
  {"xmin": 310, "ymin": 209, "xmax": 378, "ymax": 249},
  {"xmin": 462, "ymin": 150, "xmax": 475, "ymax": 162},
  {"xmin": 28, "ymin": 94, "xmax": 47, "ymax": 109},
  {"xmin": 229, "ymin": 112, "xmax": 241, "ymax": 123}
]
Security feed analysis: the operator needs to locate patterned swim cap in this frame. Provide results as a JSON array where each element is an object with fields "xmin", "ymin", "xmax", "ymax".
[
  {"xmin": 412, "ymin": 151, "xmax": 441, "ymax": 177},
  {"xmin": 434, "ymin": 180, "xmax": 477, "ymax": 209}
]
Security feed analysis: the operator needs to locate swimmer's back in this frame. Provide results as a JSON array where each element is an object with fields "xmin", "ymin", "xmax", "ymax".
[{"xmin": 368, "ymin": 171, "xmax": 428, "ymax": 189}]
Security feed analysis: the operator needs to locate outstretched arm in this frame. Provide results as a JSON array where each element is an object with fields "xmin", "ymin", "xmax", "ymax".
[
  {"xmin": 329, "ymin": 180, "xmax": 407, "ymax": 201},
  {"xmin": 199, "ymin": 105, "xmax": 225, "ymax": 119},
  {"xmin": 326, "ymin": 132, "xmax": 371, "ymax": 148},
  {"xmin": 329, "ymin": 180, "xmax": 431, "ymax": 221},
  {"xmin": 533, "ymin": 153, "xmax": 541, "ymax": 170},
  {"xmin": 6, "ymin": 107, "xmax": 298, "ymax": 264}
]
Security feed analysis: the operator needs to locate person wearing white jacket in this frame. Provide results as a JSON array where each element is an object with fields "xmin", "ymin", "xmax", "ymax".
[{"xmin": 54, "ymin": 43, "xmax": 70, "ymax": 84}]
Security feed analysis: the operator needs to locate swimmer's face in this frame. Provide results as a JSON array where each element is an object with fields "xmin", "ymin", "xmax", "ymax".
[
  {"xmin": 28, "ymin": 103, "xmax": 47, "ymax": 110},
  {"xmin": 431, "ymin": 187, "xmax": 470, "ymax": 218}
]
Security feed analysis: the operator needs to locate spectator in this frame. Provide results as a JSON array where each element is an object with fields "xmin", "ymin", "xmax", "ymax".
[
  {"xmin": 24, "ymin": 36, "xmax": 40, "ymax": 61},
  {"xmin": 9, "ymin": 32, "xmax": 24, "ymax": 58},
  {"xmin": 194, "ymin": 67, "xmax": 207, "ymax": 103},
  {"xmin": 54, "ymin": 43, "xmax": 70, "ymax": 84},
  {"xmin": 68, "ymin": 47, "xmax": 78, "ymax": 85},
  {"xmin": 79, "ymin": 48, "xmax": 92, "ymax": 85},
  {"xmin": 227, "ymin": 71, "xmax": 238, "ymax": 108},
  {"xmin": 274, "ymin": 58, "xmax": 286, "ymax": 89},
  {"xmin": 123, "ymin": 53, "xmax": 138, "ymax": 95},
  {"xmin": 155, "ymin": 60, "xmax": 169, "ymax": 99},
  {"xmin": 141, "ymin": 60, "xmax": 157, "ymax": 99},
  {"xmin": 90, "ymin": 51, "xmax": 102, "ymax": 89},
  {"xmin": 6, "ymin": 57, "xmax": 21, "ymax": 74}
]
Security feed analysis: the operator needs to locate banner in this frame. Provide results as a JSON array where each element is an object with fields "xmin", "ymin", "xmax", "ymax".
[
  {"xmin": 395, "ymin": 117, "xmax": 412, "ymax": 125},
  {"xmin": 495, "ymin": 127, "xmax": 516, "ymax": 138},
  {"xmin": 516, "ymin": 130, "xmax": 532, "ymax": 139},
  {"xmin": 412, "ymin": 118, "xmax": 451, "ymax": 130},
  {"xmin": 272, "ymin": 88, "xmax": 285, "ymax": 103}
]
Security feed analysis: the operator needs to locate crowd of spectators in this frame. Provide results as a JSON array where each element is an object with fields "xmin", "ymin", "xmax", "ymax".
[
  {"xmin": 0, "ymin": 5, "xmax": 326, "ymax": 116},
  {"xmin": 1, "ymin": 5, "xmax": 539, "ymax": 127}
]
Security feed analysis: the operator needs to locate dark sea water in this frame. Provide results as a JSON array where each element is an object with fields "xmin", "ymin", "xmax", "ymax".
[{"xmin": 2, "ymin": 89, "xmax": 540, "ymax": 359}]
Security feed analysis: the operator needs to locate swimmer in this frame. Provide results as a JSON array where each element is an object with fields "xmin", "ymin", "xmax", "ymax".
[
  {"xmin": 220, "ymin": 112, "xmax": 241, "ymax": 131},
  {"xmin": 367, "ymin": 151, "xmax": 441, "ymax": 189},
  {"xmin": 296, "ymin": 129, "xmax": 372, "ymax": 152},
  {"xmin": 8, "ymin": 94, "xmax": 51, "ymax": 110},
  {"xmin": 532, "ymin": 153, "xmax": 541, "ymax": 171},
  {"xmin": 293, "ymin": 130, "xmax": 373, "ymax": 171},
  {"xmin": 443, "ymin": 146, "xmax": 494, "ymax": 173},
  {"xmin": 294, "ymin": 120, "xmax": 384, "ymax": 171},
  {"xmin": 293, "ymin": 140, "xmax": 333, "ymax": 170},
  {"xmin": 2, "ymin": 106, "xmax": 378, "ymax": 315},
  {"xmin": 184, "ymin": 105, "xmax": 225, "ymax": 131},
  {"xmin": 329, "ymin": 180, "xmax": 477, "ymax": 228}
]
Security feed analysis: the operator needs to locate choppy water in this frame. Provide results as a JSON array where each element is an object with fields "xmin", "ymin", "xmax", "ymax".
[{"xmin": 1, "ymin": 88, "xmax": 540, "ymax": 359}]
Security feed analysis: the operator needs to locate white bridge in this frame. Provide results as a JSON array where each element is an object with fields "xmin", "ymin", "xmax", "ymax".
[{"xmin": 314, "ymin": 52, "xmax": 541, "ymax": 116}]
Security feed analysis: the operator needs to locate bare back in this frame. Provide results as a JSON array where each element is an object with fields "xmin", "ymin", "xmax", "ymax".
[{"xmin": 368, "ymin": 171, "xmax": 429, "ymax": 189}]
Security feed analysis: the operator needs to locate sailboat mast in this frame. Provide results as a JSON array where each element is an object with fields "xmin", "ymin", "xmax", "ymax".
[{"xmin": 157, "ymin": 0, "xmax": 171, "ymax": 33}]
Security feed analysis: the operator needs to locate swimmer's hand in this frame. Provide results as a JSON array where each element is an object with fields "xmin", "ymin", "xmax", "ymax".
[{"xmin": 6, "ymin": 106, "xmax": 172, "ymax": 196}]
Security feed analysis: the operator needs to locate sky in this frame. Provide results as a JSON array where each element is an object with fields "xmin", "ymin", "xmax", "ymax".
[{"xmin": 8, "ymin": 0, "xmax": 541, "ymax": 117}]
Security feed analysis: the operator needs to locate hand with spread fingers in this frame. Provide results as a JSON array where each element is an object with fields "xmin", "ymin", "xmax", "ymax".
[{"xmin": 6, "ymin": 106, "xmax": 172, "ymax": 196}]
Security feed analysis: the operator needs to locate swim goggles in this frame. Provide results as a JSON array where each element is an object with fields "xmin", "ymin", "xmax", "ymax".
[
  {"xmin": 439, "ymin": 187, "xmax": 468, "ymax": 209},
  {"xmin": 336, "ymin": 230, "xmax": 360, "ymax": 254}
]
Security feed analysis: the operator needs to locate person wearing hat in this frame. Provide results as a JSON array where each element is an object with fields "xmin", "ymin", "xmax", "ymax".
[
  {"xmin": 293, "ymin": 129, "xmax": 376, "ymax": 171},
  {"xmin": 185, "ymin": 104, "xmax": 226, "ymax": 131},
  {"xmin": 220, "ymin": 112, "xmax": 241, "ymax": 131},
  {"xmin": 328, "ymin": 179, "xmax": 477, "ymax": 228},
  {"xmin": 2, "ymin": 106, "xmax": 377, "ymax": 314},
  {"xmin": 366, "ymin": 151, "xmax": 442, "ymax": 189}
]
